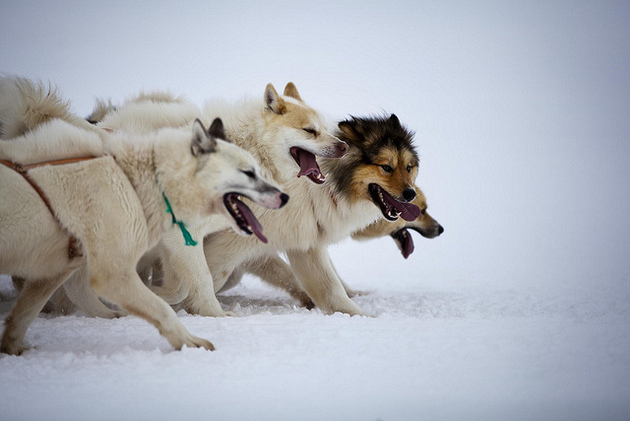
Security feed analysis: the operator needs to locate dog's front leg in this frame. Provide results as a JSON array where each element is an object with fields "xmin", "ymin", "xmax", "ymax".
[
  {"xmin": 286, "ymin": 247, "xmax": 365, "ymax": 316},
  {"xmin": 157, "ymin": 227, "xmax": 228, "ymax": 317}
]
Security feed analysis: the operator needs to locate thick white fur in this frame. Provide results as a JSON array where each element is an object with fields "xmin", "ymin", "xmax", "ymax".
[
  {"xmin": 80, "ymin": 93, "xmax": 286, "ymax": 317},
  {"xmin": 194, "ymin": 86, "xmax": 387, "ymax": 315},
  {"xmin": 75, "ymin": 83, "xmax": 347, "ymax": 316},
  {"xmin": 203, "ymin": 160, "xmax": 381, "ymax": 316},
  {"xmin": 0, "ymin": 76, "xmax": 104, "ymax": 140},
  {"xmin": 97, "ymin": 83, "xmax": 375, "ymax": 316},
  {"xmin": 1, "ymin": 119, "xmax": 237, "ymax": 353}
]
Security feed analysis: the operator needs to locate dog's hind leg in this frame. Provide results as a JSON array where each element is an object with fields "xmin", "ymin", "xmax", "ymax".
[
  {"xmin": 62, "ymin": 266, "xmax": 124, "ymax": 318},
  {"xmin": 91, "ymin": 266, "xmax": 214, "ymax": 351},
  {"xmin": 287, "ymin": 247, "xmax": 366, "ymax": 316},
  {"xmin": 242, "ymin": 255, "xmax": 314, "ymax": 309},
  {"xmin": 158, "ymin": 229, "xmax": 229, "ymax": 317},
  {"xmin": 1, "ymin": 268, "xmax": 76, "ymax": 355}
]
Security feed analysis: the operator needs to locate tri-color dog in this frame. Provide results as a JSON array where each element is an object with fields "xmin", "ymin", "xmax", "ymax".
[{"xmin": 202, "ymin": 114, "xmax": 422, "ymax": 315}]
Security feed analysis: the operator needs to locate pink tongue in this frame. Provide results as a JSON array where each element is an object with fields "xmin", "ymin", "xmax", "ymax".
[
  {"xmin": 235, "ymin": 199, "xmax": 268, "ymax": 243},
  {"xmin": 294, "ymin": 148, "xmax": 324, "ymax": 182},
  {"xmin": 397, "ymin": 201, "xmax": 421, "ymax": 222},
  {"xmin": 381, "ymin": 189, "xmax": 421, "ymax": 221},
  {"xmin": 400, "ymin": 229, "xmax": 415, "ymax": 259}
]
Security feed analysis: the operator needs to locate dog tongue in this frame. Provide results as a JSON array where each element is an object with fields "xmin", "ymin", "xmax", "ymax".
[
  {"xmin": 234, "ymin": 198, "xmax": 268, "ymax": 243},
  {"xmin": 381, "ymin": 189, "xmax": 421, "ymax": 221},
  {"xmin": 394, "ymin": 228, "xmax": 415, "ymax": 259},
  {"xmin": 292, "ymin": 147, "xmax": 324, "ymax": 184},
  {"xmin": 397, "ymin": 201, "xmax": 422, "ymax": 222}
]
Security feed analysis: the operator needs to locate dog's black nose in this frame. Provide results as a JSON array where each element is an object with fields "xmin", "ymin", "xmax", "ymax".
[
  {"xmin": 402, "ymin": 188, "xmax": 416, "ymax": 202},
  {"xmin": 438, "ymin": 225, "xmax": 444, "ymax": 235},
  {"xmin": 280, "ymin": 193, "xmax": 290, "ymax": 207}
]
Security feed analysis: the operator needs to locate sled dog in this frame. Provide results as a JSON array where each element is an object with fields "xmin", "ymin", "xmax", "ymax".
[
  {"xmin": 352, "ymin": 185, "xmax": 444, "ymax": 259},
  {"xmin": 90, "ymin": 82, "xmax": 349, "ymax": 315},
  {"xmin": 202, "ymin": 114, "xmax": 422, "ymax": 316},
  {"xmin": 0, "ymin": 82, "xmax": 287, "ymax": 353},
  {"xmin": 219, "ymin": 185, "xmax": 444, "ymax": 302}
]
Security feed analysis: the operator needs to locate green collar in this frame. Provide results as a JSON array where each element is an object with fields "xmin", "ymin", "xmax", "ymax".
[{"xmin": 163, "ymin": 193, "xmax": 198, "ymax": 246}]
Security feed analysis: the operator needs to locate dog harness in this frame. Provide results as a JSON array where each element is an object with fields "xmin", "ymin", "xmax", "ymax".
[{"xmin": 0, "ymin": 157, "xmax": 97, "ymax": 259}]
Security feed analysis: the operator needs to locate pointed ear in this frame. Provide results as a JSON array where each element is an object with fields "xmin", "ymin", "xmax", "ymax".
[
  {"xmin": 264, "ymin": 83, "xmax": 286, "ymax": 114},
  {"xmin": 389, "ymin": 113, "xmax": 400, "ymax": 127},
  {"xmin": 208, "ymin": 117, "xmax": 230, "ymax": 142},
  {"xmin": 191, "ymin": 119, "xmax": 217, "ymax": 155},
  {"xmin": 337, "ymin": 117, "xmax": 362, "ymax": 143},
  {"xmin": 283, "ymin": 82, "xmax": 302, "ymax": 101}
]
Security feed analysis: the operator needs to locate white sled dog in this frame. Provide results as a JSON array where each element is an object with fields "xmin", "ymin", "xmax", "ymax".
[
  {"xmin": 1, "ymin": 81, "xmax": 288, "ymax": 319},
  {"xmin": 202, "ymin": 113, "xmax": 422, "ymax": 316},
  {"xmin": 82, "ymin": 83, "xmax": 349, "ymax": 316},
  {"xmin": 118, "ymin": 85, "xmax": 421, "ymax": 316},
  {"xmin": 0, "ymin": 80, "xmax": 288, "ymax": 354}
]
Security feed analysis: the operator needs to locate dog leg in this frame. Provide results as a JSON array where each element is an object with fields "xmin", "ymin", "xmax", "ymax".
[
  {"xmin": 1, "ymin": 268, "xmax": 75, "ymax": 355},
  {"xmin": 244, "ymin": 256, "xmax": 315, "ymax": 309},
  {"xmin": 326, "ymin": 255, "xmax": 368, "ymax": 298},
  {"xmin": 217, "ymin": 265, "xmax": 245, "ymax": 293},
  {"xmin": 286, "ymin": 247, "xmax": 365, "ymax": 316},
  {"xmin": 62, "ymin": 266, "xmax": 124, "ymax": 318},
  {"xmin": 148, "ymin": 244, "xmax": 190, "ymax": 306},
  {"xmin": 91, "ymin": 267, "xmax": 214, "ymax": 351},
  {"xmin": 157, "ymin": 230, "xmax": 228, "ymax": 317}
]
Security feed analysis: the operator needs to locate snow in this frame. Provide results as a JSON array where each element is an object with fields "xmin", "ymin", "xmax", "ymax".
[
  {"xmin": 2, "ymin": 272, "xmax": 629, "ymax": 420},
  {"xmin": 1, "ymin": 1, "xmax": 630, "ymax": 420}
]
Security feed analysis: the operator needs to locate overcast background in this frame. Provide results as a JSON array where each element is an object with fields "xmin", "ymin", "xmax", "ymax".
[{"xmin": 1, "ymin": 1, "xmax": 629, "ymax": 419}]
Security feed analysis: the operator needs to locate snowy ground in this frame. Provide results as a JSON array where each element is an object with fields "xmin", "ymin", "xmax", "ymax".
[{"xmin": 2, "ymin": 257, "xmax": 629, "ymax": 421}]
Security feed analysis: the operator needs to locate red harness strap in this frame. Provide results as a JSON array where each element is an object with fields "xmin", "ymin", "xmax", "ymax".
[{"xmin": 0, "ymin": 156, "xmax": 98, "ymax": 259}]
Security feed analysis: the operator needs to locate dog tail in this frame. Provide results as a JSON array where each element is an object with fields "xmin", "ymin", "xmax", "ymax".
[
  {"xmin": 0, "ymin": 76, "xmax": 74, "ymax": 139},
  {"xmin": 87, "ymin": 98, "xmax": 116, "ymax": 125},
  {"xmin": 0, "ymin": 76, "xmax": 105, "ymax": 140}
]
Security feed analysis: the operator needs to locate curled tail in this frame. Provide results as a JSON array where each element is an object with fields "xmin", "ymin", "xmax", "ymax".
[{"xmin": 0, "ymin": 76, "xmax": 103, "ymax": 139}]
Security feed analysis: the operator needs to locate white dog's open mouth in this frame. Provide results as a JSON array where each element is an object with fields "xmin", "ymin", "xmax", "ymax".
[
  {"xmin": 223, "ymin": 193, "xmax": 268, "ymax": 243},
  {"xmin": 368, "ymin": 183, "xmax": 421, "ymax": 222},
  {"xmin": 290, "ymin": 147, "xmax": 325, "ymax": 184}
]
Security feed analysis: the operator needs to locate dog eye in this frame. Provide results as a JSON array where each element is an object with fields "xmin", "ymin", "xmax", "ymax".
[
  {"xmin": 406, "ymin": 165, "xmax": 412, "ymax": 173},
  {"xmin": 242, "ymin": 170, "xmax": 256, "ymax": 179},
  {"xmin": 421, "ymin": 209, "xmax": 427, "ymax": 215},
  {"xmin": 303, "ymin": 128, "xmax": 317, "ymax": 136},
  {"xmin": 381, "ymin": 165, "xmax": 393, "ymax": 173}
]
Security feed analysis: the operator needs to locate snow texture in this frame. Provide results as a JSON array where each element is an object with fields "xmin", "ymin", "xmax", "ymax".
[{"xmin": 1, "ymin": 1, "xmax": 629, "ymax": 420}]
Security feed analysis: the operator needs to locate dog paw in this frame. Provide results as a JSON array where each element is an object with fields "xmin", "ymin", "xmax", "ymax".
[
  {"xmin": 181, "ymin": 335, "xmax": 215, "ymax": 351},
  {"xmin": 0, "ymin": 342, "xmax": 30, "ymax": 356},
  {"xmin": 185, "ymin": 303, "xmax": 229, "ymax": 317},
  {"xmin": 345, "ymin": 288, "xmax": 369, "ymax": 298}
]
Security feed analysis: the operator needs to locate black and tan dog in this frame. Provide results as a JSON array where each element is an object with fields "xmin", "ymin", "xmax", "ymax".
[{"xmin": 201, "ymin": 114, "xmax": 424, "ymax": 315}]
